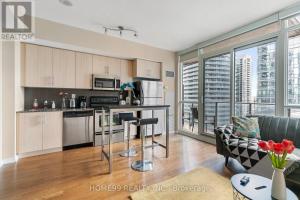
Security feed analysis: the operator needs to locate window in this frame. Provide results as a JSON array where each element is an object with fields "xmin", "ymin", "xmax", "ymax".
[
  {"xmin": 204, "ymin": 53, "xmax": 231, "ymax": 134},
  {"xmin": 234, "ymin": 41, "xmax": 276, "ymax": 116},
  {"xmin": 287, "ymin": 29, "xmax": 300, "ymax": 105},
  {"xmin": 181, "ymin": 61, "xmax": 199, "ymax": 134}
]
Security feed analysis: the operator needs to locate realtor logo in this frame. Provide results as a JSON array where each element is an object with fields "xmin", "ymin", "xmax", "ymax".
[{"xmin": 1, "ymin": 1, "xmax": 34, "ymax": 40}]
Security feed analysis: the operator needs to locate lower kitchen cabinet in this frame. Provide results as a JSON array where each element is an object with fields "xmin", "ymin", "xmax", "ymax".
[{"xmin": 17, "ymin": 111, "xmax": 63, "ymax": 156}]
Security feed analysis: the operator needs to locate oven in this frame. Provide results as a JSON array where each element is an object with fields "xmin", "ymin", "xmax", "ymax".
[{"xmin": 92, "ymin": 75, "xmax": 121, "ymax": 91}]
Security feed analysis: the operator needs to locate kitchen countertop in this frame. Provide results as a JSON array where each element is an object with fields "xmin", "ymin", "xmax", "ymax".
[
  {"xmin": 17, "ymin": 108, "xmax": 94, "ymax": 113},
  {"xmin": 102, "ymin": 104, "xmax": 170, "ymax": 110}
]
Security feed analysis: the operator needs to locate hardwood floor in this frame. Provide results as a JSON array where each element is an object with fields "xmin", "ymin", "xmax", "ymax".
[{"xmin": 0, "ymin": 134, "xmax": 233, "ymax": 200}]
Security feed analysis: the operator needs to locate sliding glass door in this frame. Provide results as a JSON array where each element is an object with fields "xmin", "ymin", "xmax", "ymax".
[
  {"xmin": 234, "ymin": 40, "xmax": 276, "ymax": 116},
  {"xmin": 203, "ymin": 53, "xmax": 231, "ymax": 134},
  {"xmin": 180, "ymin": 60, "xmax": 199, "ymax": 135}
]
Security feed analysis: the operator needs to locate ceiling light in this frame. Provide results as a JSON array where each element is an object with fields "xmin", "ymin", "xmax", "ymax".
[
  {"xmin": 102, "ymin": 25, "xmax": 138, "ymax": 38},
  {"xmin": 59, "ymin": 0, "xmax": 73, "ymax": 7}
]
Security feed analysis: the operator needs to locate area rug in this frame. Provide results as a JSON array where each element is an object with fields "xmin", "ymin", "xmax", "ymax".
[{"xmin": 130, "ymin": 168, "xmax": 233, "ymax": 200}]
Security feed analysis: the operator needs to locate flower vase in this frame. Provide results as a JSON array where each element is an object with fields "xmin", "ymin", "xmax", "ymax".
[{"xmin": 271, "ymin": 167, "xmax": 286, "ymax": 200}]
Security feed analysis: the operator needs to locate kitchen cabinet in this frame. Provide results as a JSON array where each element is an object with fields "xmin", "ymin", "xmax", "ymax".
[
  {"xmin": 75, "ymin": 52, "xmax": 93, "ymax": 89},
  {"xmin": 53, "ymin": 48, "xmax": 76, "ymax": 88},
  {"xmin": 120, "ymin": 60, "xmax": 133, "ymax": 83},
  {"xmin": 133, "ymin": 59, "xmax": 161, "ymax": 80},
  {"xmin": 17, "ymin": 112, "xmax": 43, "ymax": 154},
  {"xmin": 43, "ymin": 112, "xmax": 63, "ymax": 149},
  {"xmin": 107, "ymin": 57, "xmax": 121, "ymax": 77},
  {"xmin": 92, "ymin": 55, "xmax": 107, "ymax": 75},
  {"xmin": 92, "ymin": 55, "xmax": 121, "ymax": 77},
  {"xmin": 23, "ymin": 44, "xmax": 53, "ymax": 87},
  {"xmin": 17, "ymin": 111, "xmax": 63, "ymax": 155}
]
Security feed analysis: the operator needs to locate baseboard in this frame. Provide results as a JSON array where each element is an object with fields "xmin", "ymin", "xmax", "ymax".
[
  {"xmin": 1, "ymin": 157, "xmax": 17, "ymax": 166},
  {"xmin": 17, "ymin": 147, "xmax": 62, "ymax": 159}
]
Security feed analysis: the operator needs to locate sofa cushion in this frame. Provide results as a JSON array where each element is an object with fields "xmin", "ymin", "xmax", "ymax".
[{"xmin": 232, "ymin": 116, "xmax": 260, "ymax": 138}]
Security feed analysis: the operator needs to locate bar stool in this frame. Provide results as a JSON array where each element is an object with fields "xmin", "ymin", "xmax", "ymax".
[
  {"xmin": 131, "ymin": 118, "xmax": 158, "ymax": 172},
  {"xmin": 119, "ymin": 113, "xmax": 138, "ymax": 157}
]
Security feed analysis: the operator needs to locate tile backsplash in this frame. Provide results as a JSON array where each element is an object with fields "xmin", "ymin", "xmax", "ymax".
[{"xmin": 24, "ymin": 88, "xmax": 119, "ymax": 109}]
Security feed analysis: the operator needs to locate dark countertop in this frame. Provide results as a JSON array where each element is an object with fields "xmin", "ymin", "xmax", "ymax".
[
  {"xmin": 102, "ymin": 104, "xmax": 170, "ymax": 110},
  {"xmin": 17, "ymin": 108, "xmax": 94, "ymax": 113}
]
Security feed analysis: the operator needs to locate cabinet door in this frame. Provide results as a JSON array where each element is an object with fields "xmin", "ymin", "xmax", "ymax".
[
  {"xmin": 92, "ymin": 55, "xmax": 108, "ymax": 75},
  {"xmin": 151, "ymin": 62, "xmax": 161, "ymax": 79},
  {"xmin": 43, "ymin": 112, "xmax": 63, "ymax": 150},
  {"xmin": 107, "ymin": 57, "xmax": 121, "ymax": 77},
  {"xmin": 24, "ymin": 44, "xmax": 53, "ymax": 87},
  {"xmin": 53, "ymin": 49, "xmax": 76, "ymax": 88},
  {"xmin": 120, "ymin": 60, "xmax": 133, "ymax": 84},
  {"xmin": 75, "ymin": 52, "xmax": 93, "ymax": 89},
  {"xmin": 17, "ymin": 113, "xmax": 43, "ymax": 153}
]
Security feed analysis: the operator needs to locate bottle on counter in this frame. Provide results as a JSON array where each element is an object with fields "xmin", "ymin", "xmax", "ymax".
[
  {"xmin": 69, "ymin": 94, "xmax": 76, "ymax": 108},
  {"xmin": 43, "ymin": 100, "xmax": 48, "ymax": 109},
  {"xmin": 33, "ymin": 99, "xmax": 39, "ymax": 109},
  {"xmin": 52, "ymin": 101, "xmax": 56, "ymax": 109}
]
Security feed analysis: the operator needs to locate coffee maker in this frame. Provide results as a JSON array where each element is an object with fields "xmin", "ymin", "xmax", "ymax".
[{"xmin": 77, "ymin": 96, "xmax": 87, "ymax": 108}]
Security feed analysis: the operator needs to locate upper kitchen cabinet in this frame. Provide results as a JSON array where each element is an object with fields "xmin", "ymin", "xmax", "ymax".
[
  {"xmin": 107, "ymin": 57, "xmax": 121, "ymax": 77},
  {"xmin": 120, "ymin": 60, "xmax": 133, "ymax": 83},
  {"xmin": 133, "ymin": 59, "xmax": 161, "ymax": 80},
  {"xmin": 92, "ymin": 55, "xmax": 107, "ymax": 75},
  {"xmin": 23, "ymin": 44, "xmax": 53, "ymax": 87},
  {"xmin": 53, "ymin": 48, "xmax": 76, "ymax": 88},
  {"xmin": 92, "ymin": 55, "xmax": 121, "ymax": 77},
  {"xmin": 75, "ymin": 52, "xmax": 93, "ymax": 89}
]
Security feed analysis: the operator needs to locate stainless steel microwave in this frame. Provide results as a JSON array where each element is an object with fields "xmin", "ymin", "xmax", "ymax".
[{"xmin": 92, "ymin": 75, "xmax": 121, "ymax": 91}]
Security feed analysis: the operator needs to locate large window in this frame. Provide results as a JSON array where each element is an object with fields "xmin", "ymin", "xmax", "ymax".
[
  {"xmin": 234, "ymin": 41, "xmax": 276, "ymax": 116},
  {"xmin": 181, "ymin": 61, "xmax": 199, "ymax": 134},
  {"xmin": 287, "ymin": 29, "xmax": 300, "ymax": 105},
  {"xmin": 204, "ymin": 53, "xmax": 231, "ymax": 134}
]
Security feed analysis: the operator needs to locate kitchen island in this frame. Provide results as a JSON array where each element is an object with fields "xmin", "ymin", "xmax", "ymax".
[{"xmin": 100, "ymin": 104, "xmax": 170, "ymax": 174}]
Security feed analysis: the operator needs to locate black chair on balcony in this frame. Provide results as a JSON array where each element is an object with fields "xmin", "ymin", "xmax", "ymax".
[{"xmin": 190, "ymin": 106, "xmax": 198, "ymax": 132}]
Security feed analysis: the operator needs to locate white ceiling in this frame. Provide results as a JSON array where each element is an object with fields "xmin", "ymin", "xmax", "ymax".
[{"xmin": 35, "ymin": 0, "xmax": 300, "ymax": 52}]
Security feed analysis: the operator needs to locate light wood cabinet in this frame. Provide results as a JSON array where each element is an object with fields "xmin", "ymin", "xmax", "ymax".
[
  {"xmin": 133, "ymin": 59, "xmax": 161, "ymax": 80},
  {"xmin": 23, "ymin": 44, "xmax": 53, "ymax": 87},
  {"xmin": 92, "ymin": 55, "xmax": 107, "ymax": 75},
  {"xmin": 53, "ymin": 49, "xmax": 76, "ymax": 88},
  {"xmin": 17, "ymin": 111, "xmax": 63, "ymax": 155},
  {"xmin": 92, "ymin": 55, "xmax": 121, "ymax": 77},
  {"xmin": 107, "ymin": 57, "xmax": 121, "ymax": 77},
  {"xmin": 17, "ymin": 112, "xmax": 43, "ymax": 153},
  {"xmin": 120, "ymin": 60, "xmax": 133, "ymax": 83},
  {"xmin": 75, "ymin": 52, "xmax": 93, "ymax": 89},
  {"xmin": 43, "ymin": 112, "xmax": 63, "ymax": 149}
]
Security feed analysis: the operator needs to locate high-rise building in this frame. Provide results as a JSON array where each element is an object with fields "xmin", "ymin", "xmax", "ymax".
[
  {"xmin": 256, "ymin": 43, "xmax": 276, "ymax": 115},
  {"xmin": 287, "ymin": 36, "xmax": 300, "ymax": 105},
  {"xmin": 204, "ymin": 54, "xmax": 231, "ymax": 132},
  {"xmin": 235, "ymin": 56, "xmax": 252, "ymax": 116},
  {"xmin": 182, "ymin": 62, "xmax": 198, "ymax": 128}
]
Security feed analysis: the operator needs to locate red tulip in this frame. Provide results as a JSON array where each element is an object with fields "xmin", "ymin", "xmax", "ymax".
[
  {"xmin": 268, "ymin": 140, "xmax": 275, "ymax": 151},
  {"xmin": 273, "ymin": 143, "xmax": 284, "ymax": 155},
  {"xmin": 258, "ymin": 141, "xmax": 269, "ymax": 151},
  {"xmin": 282, "ymin": 139, "xmax": 295, "ymax": 153},
  {"xmin": 287, "ymin": 144, "xmax": 295, "ymax": 154}
]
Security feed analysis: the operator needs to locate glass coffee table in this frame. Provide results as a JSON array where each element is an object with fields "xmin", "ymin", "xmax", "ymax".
[{"xmin": 231, "ymin": 173, "xmax": 298, "ymax": 200}]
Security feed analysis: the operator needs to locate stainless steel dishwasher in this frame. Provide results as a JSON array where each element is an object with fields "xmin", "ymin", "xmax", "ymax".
[{"xmin": 63, "ymin": 110, "xmax": 94, "ymax": 148}]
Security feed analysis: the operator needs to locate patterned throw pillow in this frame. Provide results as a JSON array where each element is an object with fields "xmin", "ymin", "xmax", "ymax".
[{"xmin": 232, "ymin": 116, "xmax": 261, "ymax": 139}]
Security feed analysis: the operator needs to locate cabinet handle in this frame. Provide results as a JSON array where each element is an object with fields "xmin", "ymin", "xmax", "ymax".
[{"xmin": 105, "ymin": 66, "xmax": 109, "ymax": 75}]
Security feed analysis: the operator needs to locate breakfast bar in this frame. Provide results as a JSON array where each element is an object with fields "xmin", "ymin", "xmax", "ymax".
[{"xmin": 100, "ymin": 104, "xmax": 170, "ymax": 173}]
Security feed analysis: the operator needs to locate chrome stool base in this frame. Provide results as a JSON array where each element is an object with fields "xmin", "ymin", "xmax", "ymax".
[
  {"xmin": 131, "ymin": 160, "xmax": 153, "ymax": 172},
  {"xmin": 119, "ymin": 149, "xmax": 137, "ymax": 157}
]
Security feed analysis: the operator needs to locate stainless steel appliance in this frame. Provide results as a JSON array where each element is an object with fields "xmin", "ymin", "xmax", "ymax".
[
  {"xmin": 92, "ymin": 75, "xmax": 121, "ymax": 91},
  {"xmin": 77, "ymin": 96, "xmax": 87, "ymax": 108},
  {"xmin": 63, "ymin": 110, "xmax": 94, "ymax": 147},
  {"xmin": 90, "ymin": 95, "xmax": 126, "ymax": 146},
  {"xmin": 133, "ymin": 80, "xmax": 164, "ymax": 136}
]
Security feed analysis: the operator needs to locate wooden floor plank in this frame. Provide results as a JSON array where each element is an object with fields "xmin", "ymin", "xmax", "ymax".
[{"xmin": 0, "ymin": 134, "xmax": 232, "ymax": 200}]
